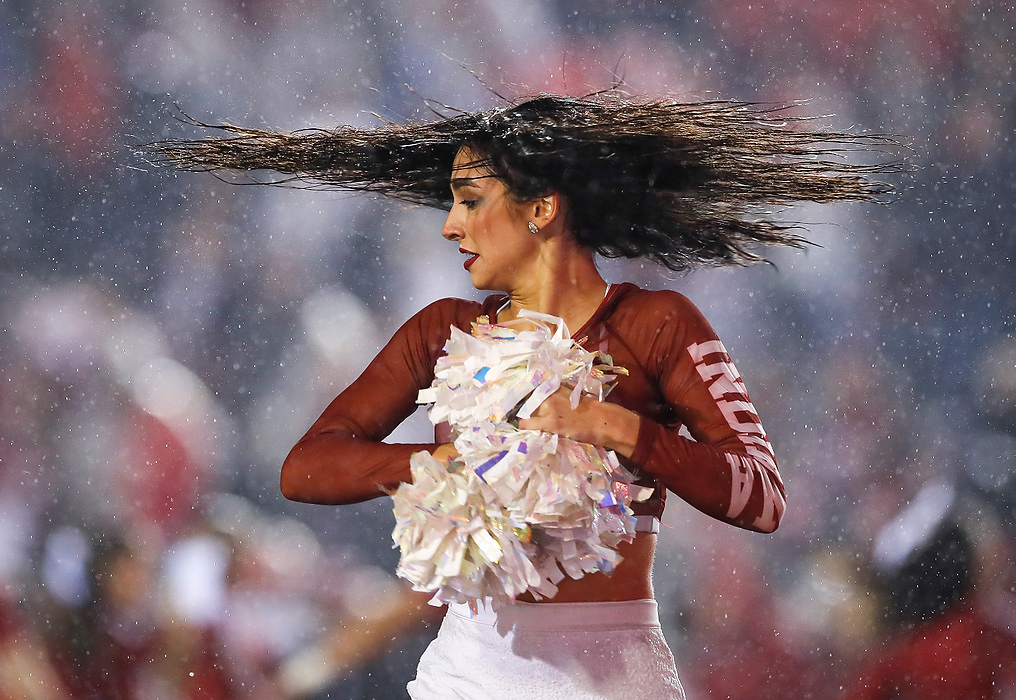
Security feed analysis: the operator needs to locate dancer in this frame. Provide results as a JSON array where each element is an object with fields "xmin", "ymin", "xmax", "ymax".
[{"xmin": 154, "ymin": 94, "xmax": 894, "ymax": 699}]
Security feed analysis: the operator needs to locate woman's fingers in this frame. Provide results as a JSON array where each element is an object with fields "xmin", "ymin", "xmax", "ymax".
[
  {"xmin": 519, "ymin": 389, "xmax": 586, "ymax": 439},
  {"xmin": 518, "ymin": 388, "xmax": 639, "ymax": 458}
]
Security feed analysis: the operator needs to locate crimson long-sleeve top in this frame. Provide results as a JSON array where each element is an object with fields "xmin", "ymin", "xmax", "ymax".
[{"xmin": 282, "ymin": 282, "xmax": 785, "ymax": 533}]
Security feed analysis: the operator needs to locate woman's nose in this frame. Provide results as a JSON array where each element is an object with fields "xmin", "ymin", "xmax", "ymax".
[{"xmin": 441, "ymin": 211, "xmax": 462, "ymax": 241}]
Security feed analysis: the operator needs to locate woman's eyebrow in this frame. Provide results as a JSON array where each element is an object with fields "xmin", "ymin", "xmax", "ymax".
[{"xmin": 450, "ymin": 177, "xmax": 484, "ymax": 191}]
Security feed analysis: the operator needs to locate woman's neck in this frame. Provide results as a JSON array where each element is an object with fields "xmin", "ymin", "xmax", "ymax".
[{"xmin": 498, "ymin": 242, "xmax": 607, "ymax": 336}]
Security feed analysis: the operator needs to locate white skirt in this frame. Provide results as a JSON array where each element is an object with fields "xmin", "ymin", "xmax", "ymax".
[{"xmin": 407, "ymin": 599, "xmax": 685, "ymax": 700}]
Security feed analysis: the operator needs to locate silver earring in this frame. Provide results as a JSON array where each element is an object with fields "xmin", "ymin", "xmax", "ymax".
[{"xmin": 527, "ymin": 221, "xmax": 539, "ymax": 235}]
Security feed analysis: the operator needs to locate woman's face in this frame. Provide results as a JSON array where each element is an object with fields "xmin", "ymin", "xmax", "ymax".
[{"xmin": 441, "ymin": 147, "xmax": 540, "ymax": 292}]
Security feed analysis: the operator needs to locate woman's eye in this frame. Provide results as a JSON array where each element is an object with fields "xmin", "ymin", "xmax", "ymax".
[{"xmin": 459, "ymin": 199, "xmax": 477, "ymax": 209}]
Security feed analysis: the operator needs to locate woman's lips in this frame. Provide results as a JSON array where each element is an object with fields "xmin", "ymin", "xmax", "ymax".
[{"xmin": 461, "ymin": 250, "xmax": 479, "ymax": 270}]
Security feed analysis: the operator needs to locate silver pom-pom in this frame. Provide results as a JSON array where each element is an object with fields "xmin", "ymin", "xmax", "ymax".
[{"xmin": 392, "ymin": 311, "xmax": 651, "ymax": 608}]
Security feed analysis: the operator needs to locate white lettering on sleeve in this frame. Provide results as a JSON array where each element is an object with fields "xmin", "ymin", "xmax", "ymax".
[{"xmin": 689, "ymin": 340, "xmax": 783, "ymax": 527}]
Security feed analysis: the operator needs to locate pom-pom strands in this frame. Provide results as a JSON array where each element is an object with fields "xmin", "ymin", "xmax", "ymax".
[
  {"xmin": 149, "ymin": 95, "xmax": 901, "ymax": 270},
  {"xmin": 391, "ymin": 311, "xmax": 650, "ymax": 608}
]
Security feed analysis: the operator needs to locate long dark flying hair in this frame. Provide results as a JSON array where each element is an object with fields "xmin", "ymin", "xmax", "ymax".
[{"xmin": 149, "ymin": 94, "xmax": 901, "ymax": 270}]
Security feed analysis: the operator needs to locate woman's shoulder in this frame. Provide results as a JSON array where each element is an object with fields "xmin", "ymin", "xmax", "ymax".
[
  {"xmin": 386, "ymin": 297, "xmax": 501, "ymax": 369},
  {"xmin": 604, "ymin": 283, "xmax": 721, "ymax": 372},
  {"xmin": 409, "ymin": 294, "xmax": 506, "ymax": 333},
  {"xmin": 610, "ymin": 282, "xmax": 708, "ymax": 327}
]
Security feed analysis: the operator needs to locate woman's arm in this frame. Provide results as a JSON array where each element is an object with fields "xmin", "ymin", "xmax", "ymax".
[
  {"xmin": 281, "ymin": 299, "xmax": 472, "ymax": 505},
  {"xmin": 631, "ymin": 293, "xmax": 784, "ymax": 533},
  {"xmin": 522, "ymin": 290, "xmax": 785, "ymax": 533}
]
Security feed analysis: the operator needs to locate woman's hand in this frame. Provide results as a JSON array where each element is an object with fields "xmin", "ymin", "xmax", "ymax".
[{"xmin": 518, "ymin": 387, "xmax": 640, "ymax": 459}]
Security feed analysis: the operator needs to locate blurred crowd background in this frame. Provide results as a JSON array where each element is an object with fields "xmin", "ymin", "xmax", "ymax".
[{"xmin": 2, "ymin": 0, "xmax": 1016, "ymax": 698}]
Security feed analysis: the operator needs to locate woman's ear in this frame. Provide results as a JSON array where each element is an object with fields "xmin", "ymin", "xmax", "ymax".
[{"xmin": 530, "ymin": 192, "xmax": 564, "ymax": 230}]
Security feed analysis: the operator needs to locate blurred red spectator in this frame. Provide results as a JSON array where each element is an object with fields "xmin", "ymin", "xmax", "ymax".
[
  {"xmin": 840, "ymin": 603, "xmax": 1016, "ymax": 700},
  {"xmin": 0, "ymin": 591, "xmax": 70, "ymax": 699},
  {"xmin": 33, "ymin": 3, "xmax": 122, "ymax": 168},
  {"xmin": 681, "ymin": 545, "xmax": 828, "ymax": 699},
  {"xmin": 709, "ymin": 0, "xmax": 967, "ymax": 75},
  {"xmin": 119, "ymin": 406, "xmax": 207, "ymax": 537}
]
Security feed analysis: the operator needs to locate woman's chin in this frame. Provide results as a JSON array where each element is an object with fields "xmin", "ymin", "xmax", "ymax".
[{"xmin": 467, "ymin": 270, "xmax": 496, "ymax": 292}]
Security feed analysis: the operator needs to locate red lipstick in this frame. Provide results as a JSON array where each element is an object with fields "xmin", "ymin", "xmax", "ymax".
[{"xmin": 460, "ymin": 248, "xmax": 479, "ymax": 270}]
